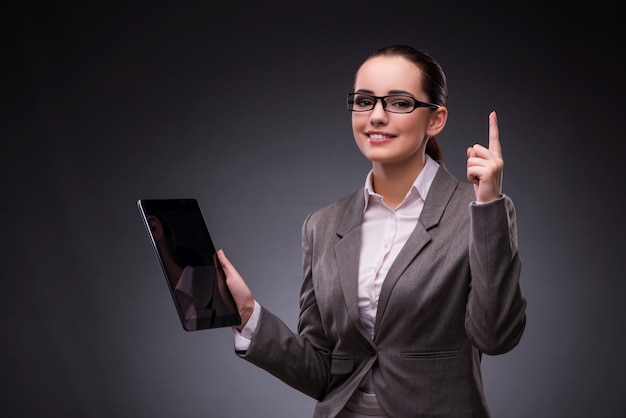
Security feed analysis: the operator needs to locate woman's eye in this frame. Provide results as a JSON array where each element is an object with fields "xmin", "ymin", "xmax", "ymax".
[
  {"xmin": 389, "ymin": 98, "xmax": 412, "ymax": 109},
  {"xmin": 356, "ymin": 97, "xmax": 374, "ymax": 107},
  {"xmin": 354, "ymin": 95, "xmax": 372, "ymax": 105}
]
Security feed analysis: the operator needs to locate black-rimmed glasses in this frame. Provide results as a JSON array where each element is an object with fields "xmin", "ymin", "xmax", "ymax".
[{"xmin": 347, "ymin": 92, "xmax": 439, "ymax": 114}]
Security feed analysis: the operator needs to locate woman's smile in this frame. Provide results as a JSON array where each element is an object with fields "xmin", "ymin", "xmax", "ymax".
[{"xmin": 366, "ymin": 130, "xmax": 396, "ymax": 144}]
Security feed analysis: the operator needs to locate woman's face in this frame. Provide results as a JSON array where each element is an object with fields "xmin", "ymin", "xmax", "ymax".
[{"xmin": 351, "ymin": 55, "xmax": 443, "ymax": 166}]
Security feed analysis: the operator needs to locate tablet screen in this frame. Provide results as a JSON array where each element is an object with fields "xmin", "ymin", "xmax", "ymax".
[{"xmin": 137, "ymin": 199, "xmax": 241, "ymax": 331}]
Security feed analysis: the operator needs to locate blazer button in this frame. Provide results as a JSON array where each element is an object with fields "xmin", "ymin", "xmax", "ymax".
[{"xmin": 365, "ymin": 345, "xmax": 376, "ymax": 356}]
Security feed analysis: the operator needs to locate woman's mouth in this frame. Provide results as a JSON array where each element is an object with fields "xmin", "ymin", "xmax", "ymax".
[{"xmin": 367, "ymin": 133, "xmax": 395, "ymax": 143}]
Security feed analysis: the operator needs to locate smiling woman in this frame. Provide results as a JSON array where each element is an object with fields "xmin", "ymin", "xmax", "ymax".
[
  {"xmin": 349, "ymin": 52, "xmax": 448, "ymax": 205},
  {"xmin": 217, "ymin": 44, "xmax": 527, "ymax": 418}
]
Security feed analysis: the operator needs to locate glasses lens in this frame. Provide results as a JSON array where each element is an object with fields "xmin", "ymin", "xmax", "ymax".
[
  {"xmin": 383, "ymin": 96, "xmax": 416, "ymax": 113},
  {"xmin": 348, "ymin": 93, "xmax": 376, "ymax": 111}
]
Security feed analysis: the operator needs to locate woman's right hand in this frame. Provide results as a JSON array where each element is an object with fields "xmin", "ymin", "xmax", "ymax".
[{"xmin": 217, "ymin": 249, "xmax": 255, "ymax": 332}]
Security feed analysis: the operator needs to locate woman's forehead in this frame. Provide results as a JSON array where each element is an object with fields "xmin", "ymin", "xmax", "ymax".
[{"xmin": 354, "ymin": 55, "xmax": 423, "ymax": 94}]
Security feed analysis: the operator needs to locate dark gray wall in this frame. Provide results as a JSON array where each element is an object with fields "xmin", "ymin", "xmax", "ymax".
[{"xmin": 4, "ymin": 1, "xmax": 625, "ymax": 417}]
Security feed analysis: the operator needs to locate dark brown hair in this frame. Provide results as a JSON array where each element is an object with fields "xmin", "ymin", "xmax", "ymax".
[{"xmin": 363, "ymin": 44, "xmax": 448, "ymax": 161}]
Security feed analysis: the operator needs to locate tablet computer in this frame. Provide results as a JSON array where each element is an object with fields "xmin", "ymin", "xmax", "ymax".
[{"xmin": 137, "ymin": 198, "xmax": 241, "ymax": 331}]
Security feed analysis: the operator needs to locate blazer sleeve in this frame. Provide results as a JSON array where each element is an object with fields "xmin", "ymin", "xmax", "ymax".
[
  {"xmin": 465, "ymin": 195, "xmax": 527, "ymax": 355},
  {"xmin": 235, "ymin": 212, "xmax": 333, "ymax": 400}
]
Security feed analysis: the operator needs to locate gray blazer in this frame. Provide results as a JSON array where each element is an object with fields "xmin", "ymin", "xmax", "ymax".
[{"xmin": 239, "ymin": 165, "xmax": 527, "ymax": 417}]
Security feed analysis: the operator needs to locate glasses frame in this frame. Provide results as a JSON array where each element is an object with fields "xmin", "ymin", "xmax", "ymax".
[{"xmin": 346, "ymin": 92, "xmax": 440, "ymax": 114}]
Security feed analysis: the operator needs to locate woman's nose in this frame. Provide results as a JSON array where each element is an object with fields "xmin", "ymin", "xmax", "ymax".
[{"xmin": 369, "ymin": 99, "xmax": 388, "ymax": 125}]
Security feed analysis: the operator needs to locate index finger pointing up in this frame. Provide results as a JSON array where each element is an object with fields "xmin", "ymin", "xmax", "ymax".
[{"xmin": 489, "ymin": 111, "xmax": 502, "ymax": 157}]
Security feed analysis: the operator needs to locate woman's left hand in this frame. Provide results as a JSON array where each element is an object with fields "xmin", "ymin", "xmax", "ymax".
[{"xmin": 466, "ymin": 111, "xmax": 504, "ymax": 203}]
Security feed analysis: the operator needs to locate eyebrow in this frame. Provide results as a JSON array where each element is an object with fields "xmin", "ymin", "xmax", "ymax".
[{"xmin": 355, "ymin": 89, "xmax": 416, "ymax": 97}]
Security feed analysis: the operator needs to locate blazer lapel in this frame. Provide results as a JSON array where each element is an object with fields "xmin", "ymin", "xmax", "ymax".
[
  {"xmin": 334, "ymin": 190, "xmax": 373, "ymax": 341},
  {"xmin": 373, "ymin": 165, "xmax": 460, "ymax": 336}
]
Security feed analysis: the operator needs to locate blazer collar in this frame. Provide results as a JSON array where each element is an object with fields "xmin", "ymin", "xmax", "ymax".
[
  {"xmin": 334, "ymin": 191, "xmax": 370, "ymax": 340},
  {"xmin": 334, "ymin": 165, "xmax": 460, "ymax": 341},
  {"xmin": 337, "ymin": 163, "xmax": 458, "ymax": 235},
  {"xmin": 418, "ymin": 163, "xmax": 459, "ymax": 230},
  {"xmin": 374, "ymin": 165, "xmax": 459, "ymax": 336},
  {"xmin": 336, "ymin": 191, "xmax": 365, "ymax": 238}
]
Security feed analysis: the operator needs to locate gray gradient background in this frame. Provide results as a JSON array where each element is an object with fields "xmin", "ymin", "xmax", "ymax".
[{"xmin": 3, "ymin": 1, "xmax": 625, "ymax": 417}]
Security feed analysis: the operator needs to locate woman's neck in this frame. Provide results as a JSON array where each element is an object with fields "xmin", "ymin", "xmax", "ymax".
[{"xmin": 371, "ymin": 155, "xmax": 426, "ymax": 209}]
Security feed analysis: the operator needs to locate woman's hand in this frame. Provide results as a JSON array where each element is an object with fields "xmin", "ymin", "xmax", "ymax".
[
  {"xmin": 467, "ymin": 111, "xmax": 504, "ymax": 203},
  {"xmin": 217, "ymin": 249, "xmax": 255, "ymax": 332}
]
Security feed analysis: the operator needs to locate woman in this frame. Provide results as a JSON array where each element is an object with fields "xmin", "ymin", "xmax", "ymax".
[{"xmin": 217, "ymin": 44, "xmax": 527, "ymax": 418}]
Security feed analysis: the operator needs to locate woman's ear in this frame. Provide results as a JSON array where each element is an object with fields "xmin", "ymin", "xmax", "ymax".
[{"xmin": 426, "ymin": 106, "xmax": 448, "ymax": 137}]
